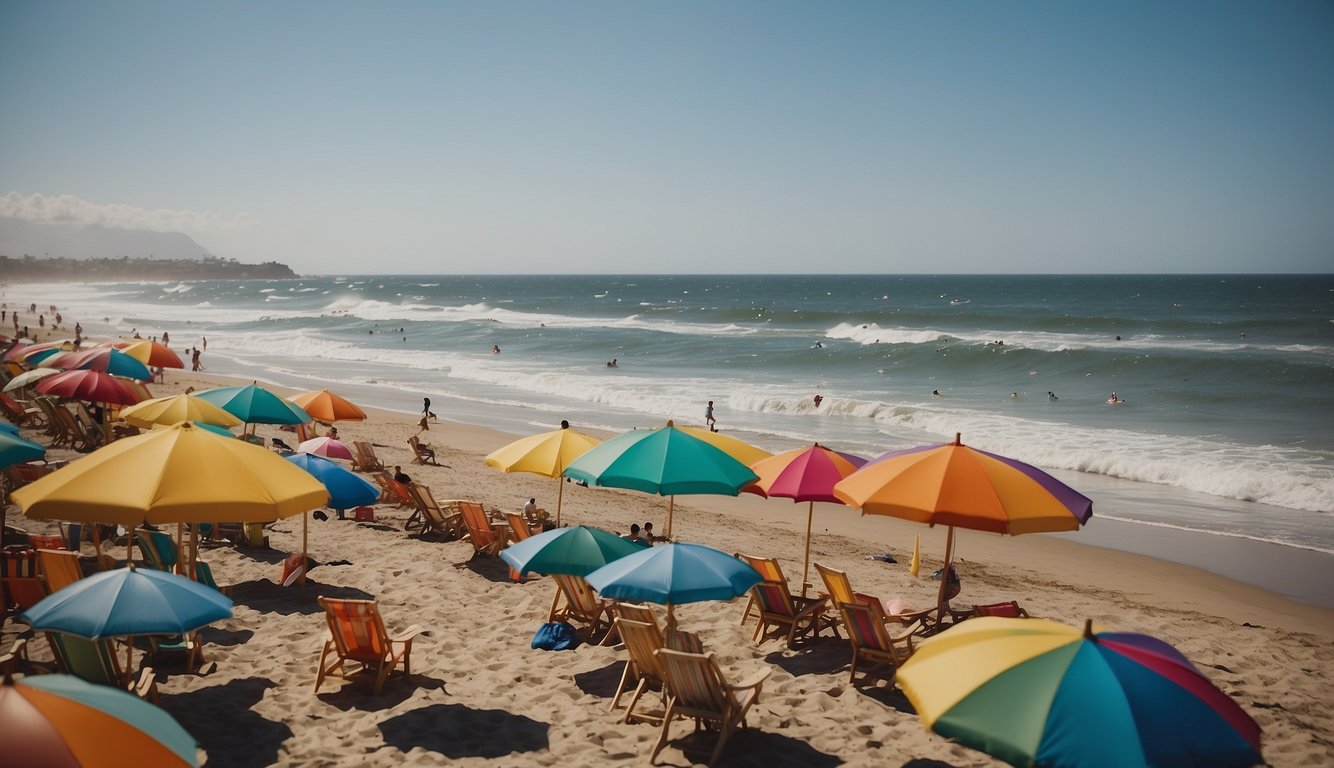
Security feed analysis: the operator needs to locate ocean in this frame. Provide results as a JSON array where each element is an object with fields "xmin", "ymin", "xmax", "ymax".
[{"xmin": 10, "ymin": 274, "xmax": 1334, "ymax": 563}]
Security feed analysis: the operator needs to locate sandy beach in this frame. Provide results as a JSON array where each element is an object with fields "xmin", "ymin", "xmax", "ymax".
[{"xmin": 4, "ymin": 359, "xmax": 1333, "ymax": 767}]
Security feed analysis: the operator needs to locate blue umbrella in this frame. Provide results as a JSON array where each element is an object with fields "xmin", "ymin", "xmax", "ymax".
[
  {"xmin": 196, "ymin": 383, "xmax": 311, "ymax": 426},
  {"xmin": 284, "ymin": 452, "xmax": 378, "ymax": 510},
  {"xmin": 586, "ymin": 542, "xmax": 763, "ymax": 628},
  {"xmin": 0, "ymin": 430, "xmax": 44, "ymax": 468},
  {"xmin": 500, "ymin": 525, "xmax": 644, "ymax": 577},
  {"xmin": 20, "ymin": 567, "xmax": 233, "ymax": 639},
  {"xmin": 0, "ymin": 422, "xmax": 23, "ymax": 435}
]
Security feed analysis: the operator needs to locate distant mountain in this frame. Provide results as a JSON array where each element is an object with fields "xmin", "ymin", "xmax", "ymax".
[{"xmin": 0, "ymin": 218, "xmax": 213, "ymax": 260}]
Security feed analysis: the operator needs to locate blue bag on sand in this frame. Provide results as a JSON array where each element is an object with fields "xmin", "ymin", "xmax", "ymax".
[{"xmin": 531, "ymin": 622, "xmax": 579, "ymax": 651}]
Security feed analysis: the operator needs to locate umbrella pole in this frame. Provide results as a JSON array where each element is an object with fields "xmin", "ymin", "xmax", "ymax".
[
  {"xmin": 801, "ymin": 500, "xmax": 814, "ymax": 597},
  {"xmin": 666, "ymin": 602, "xmax": 676, "ymax": 632},
  {"xmin": 127, "ymin": 524, "xmax": 135, "ymax": 566},
  {"xmin": 555, "ymin": 477, "xmax": 564, "ymax": 528},
  {"xmin": 300, "ymin": 512, "xmax": 308, "ymax": 586},
  {"xmin": 91, "ymin": 524, "xmax": 104, "ymax": 570},
  {"xmin": 176, "ymin": 522, "xmax": 184, "ymax": 575},
  {"xmin": 935, "ymin": 526, "xmax": 956, "ymax": 619},
  {"xmin": 666, "ymin": 496, "xmax": 674, "ymax": 540}
]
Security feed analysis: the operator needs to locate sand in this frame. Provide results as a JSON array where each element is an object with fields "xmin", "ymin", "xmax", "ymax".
[{"xmin": 4, "ymin": 362, "xmax": 1332, "ymax": 767}]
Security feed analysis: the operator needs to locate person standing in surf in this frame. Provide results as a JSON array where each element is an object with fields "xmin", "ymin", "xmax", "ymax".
[{"xmin": 705, "ymin": 401, "xmax": 717, "ymax": 432}]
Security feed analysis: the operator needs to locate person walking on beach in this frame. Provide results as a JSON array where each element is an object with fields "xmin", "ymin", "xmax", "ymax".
[
  {"xmin": 705, "ymin": 401, "xmax": 717, "ymax": 432},
  {"xmin": 422, "ymin": 397, "xmax": 436, "ymax": 421}
]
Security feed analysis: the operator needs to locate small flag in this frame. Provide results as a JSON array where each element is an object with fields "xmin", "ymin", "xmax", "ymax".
[{"xmin": 909, "ymin": 534, "xmax": 921, "ymax": 577}]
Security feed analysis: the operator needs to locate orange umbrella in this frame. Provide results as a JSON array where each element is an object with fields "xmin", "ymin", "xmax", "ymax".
[
  {"xmin": 120, "ymin": 339, "xmax": 185, "ymax": 369},
  {"xmin": 288, "ymin": 390, "xmax": 367, "ymax": 422}
]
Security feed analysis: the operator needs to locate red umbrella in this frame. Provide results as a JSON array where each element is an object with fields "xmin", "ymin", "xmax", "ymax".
[
  {"xmin": 36, "ymin": 369, "xmax": 143, "ymax": 405},
  {"xmin": 46, "ymin": 348, "xmax": 153, "ymax": 381},
  {"xmin": 748, "ymin": 443, "xmax": 867, "ymax": 591}
]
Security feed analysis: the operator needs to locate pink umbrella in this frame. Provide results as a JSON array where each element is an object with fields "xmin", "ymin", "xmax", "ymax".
[
  {"xmin": 35, "ymin": 369, "xmax": 142, "ymax": 406},
  {"xmin": 748, "ymin": 443, "xmax": 867, "ymax": 591},
  {"xmin": 297, "ymin": 436, "xmax": 354, "ymax": 461},
  {"xmin": 46, "ymin": 348, "xmax": 153, "ymax": 381}
]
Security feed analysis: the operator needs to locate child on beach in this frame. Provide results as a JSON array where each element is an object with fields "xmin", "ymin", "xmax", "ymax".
[{"xmin": 705, "ymin": 401, "xmax": 716, "ymax": 432}]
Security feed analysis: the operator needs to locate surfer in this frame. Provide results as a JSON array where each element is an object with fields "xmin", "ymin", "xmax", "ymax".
[
  {"xmin": 813, "ymin": 394, "xmax": 823, "ymax": 407},
  {"xmin": 1107, "ymin": 392, "xmax": 1124, "ymax": 404}
]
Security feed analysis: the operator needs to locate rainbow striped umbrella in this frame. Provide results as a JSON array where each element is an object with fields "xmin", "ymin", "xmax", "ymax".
[{"xmin": 897, "ymin": 617, "xmax": 1262, "ymax": 768}]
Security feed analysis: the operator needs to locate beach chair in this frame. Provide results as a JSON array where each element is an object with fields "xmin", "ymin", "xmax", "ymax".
[
  {"xmin": 814, "ymin": 561, "xmax": 937, "ymax": 633},
  {"xmin": 547, "ymin": 573, "xmax": 612, "ymax": 642},
  {"xmin": 459, "ymin": 501, "xmax": 508, "ymax": 557},
  {"xmin": 651, "ymin": 649, "xmax": 771, "ymax": 767},
  {"xmin": 0, "ymin": 391, "xmax": 43, "ymax": 427},
  {"xmin": 951, "ymin": 600, "xmax": 1032, "ymax": 623},
  {"xmin": 315, "ymin": 596, "xmax": 423, "ymax": 696},
  {"xmin": 503, "ymin": 513, "xmax": 535, "ymax": 581},
  {"xmin": 838, "ymin": 601, "xmax": 917, "ymax": 686},
  {"xmin": 353, "ymin": 441, "xmax": 385, "ymax": 472},
  {"xmin": 748, "ymin": 578, "xmax": 836, "ymax": 648},
  {"xmin": 609, "ymin": 618, "xmax": 671, "ymax": 723},
  {"xmin": 34, "ymin": 397, "xmax": 71, "ymax": 446},
  {"xmin": 1, "ymin": 548, "xmax": 45, "ymax": 612},
  {"xmin": 295, "ymin": 421, "xmax": 315, "ymax": 443},
  {"xmin": 407, "ymin": 435, "xmax": 437, "ymax": 465},
  {"xmin": 407, "ymin": 484, "xmax": 463, "ymax": 539},
  {"xmin": 37, "ymin": 548, "xmax": 83, "ymax": 594},
  {"xmin": 374, "ymin": 470, "xmax": 415, "ymax": 508},
  {"xmin": 735, "ymin": 552, "xmax": 785, "ymax": 626},
  {"xmin": 135, "ymin": 529, "xmax": 231, "ymax": 595},
  {"xmin": 41, "ymin": 633, "xmax": 159, "ymax": 702}
]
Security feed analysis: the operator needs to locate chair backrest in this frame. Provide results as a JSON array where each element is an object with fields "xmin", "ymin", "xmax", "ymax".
[
  {"xmin": 318, "ymin": 597, "xmax": 390, "ymax": 664},
  {"xmin": 295, "ymin": 422, "xmax": 315, "ymax": 442},
  {"xmin": 814, "ymin": 562, "xmax": 855, "ymax": 605},
  {"xmin": 839, "ymin": 601, "xmax": 913, "ymax": 663},
  {"xmin": 552, "ymin": 574, "xmax": 601, "ymax": 618},
  {"xmin": 355, "ymin": 441, "xmax": 383, "ymax": 470},
  {"xmin": 616, "ymin": 618, "xmax": 668, "ymax": 684},
  {"xmin": 505, "ymin": 513, "xmax": 531, "ymax": 543},
  {"xmin": 612, "ymin": 601, "xmax": 658, "ymax": 628},
  {"xmin": 135, "ymin": 530, "xmax": 178, "ymax": 571},
  {"xmin": 751, "ymin": 580, "xmax": 797, "ymax": 619},
  {"xmin": 415, "ymin": 485, "xmax": 453, "ymax": 531},
  {"xmin": 37, "ymin": 549, "xmax": 82, "ymax": 593},
  {"xmin": 1, "ymin": 548, "xmax": 45, "ymax": 610},
  {"xmin": 657, "ymin": 648, "xmax": 729, "ymax": 715},
  {"xmin": 459, "ymin": 502, "xmax": 496, "ymax": 547},
  {"xmin": 736, "ymin": 553, "xmax": 785, "ymax": 584},
  {"xmin": 48, "ymin": 632, "xmax": 121, "ymax": 686},
  {"xmin": 973, "ymin": 601, "xmax": 1027, "ymax": 618}
]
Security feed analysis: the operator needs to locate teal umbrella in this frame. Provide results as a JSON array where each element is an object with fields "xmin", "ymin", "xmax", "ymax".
[
  {"xmin": 196, "ymin": 383, "xmax": 311, "ymax": 430},
  {"xmin": 585, "ymin": 542, "xmax": 763, "ymax": 629},
  {"xmin": 47, "ymin": 348, "xmax": 153, "ymax": 381},
  {"xmin": 0, "ymin": 422, "xmax": 21, "ymax": 435},
  {"xmin": 0, "ymin": 430, "xmax": 44, "ymax": 468},
  {"xmin": 20, "ymin": 566, "xmax": 233, "ymax": 639},
  {"xmin": 500, "ymin": 525, "xmax": 644, "ymax": 577},
  {"xmin": 564, "ymin": 420, "xmax": 758, "ymax": 538}
]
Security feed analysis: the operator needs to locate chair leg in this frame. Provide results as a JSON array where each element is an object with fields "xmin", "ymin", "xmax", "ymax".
[
  {"xmin": 608, "ymin": 662, "xmax": 634, "ymax": 713},
  {"xmin": 650, "ymin": 700, "xmax": 677, "ymax": 765},
  {"xmin": 621, "ymin": 679, "xmax": 650, "ymax": 724},
  {"xmin": 373, "ymin": 662, "xmax": 392, "ymax": 696},
  {"xmin": 314, "ymin": 641, "xmax": 334, "ymax": 692},
  {"xmin": 710, "ymin": 719, "xmax": 739, "ymax": 767}
]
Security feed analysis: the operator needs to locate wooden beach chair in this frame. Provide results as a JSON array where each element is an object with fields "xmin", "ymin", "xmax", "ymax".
[
  {"xmin": 548, "ymin": 573, "xmax": 612, "ymax": 642},
  {"xmin": 41, "ymin": 633, "xmax": 159, "ymax": 702},
  {"xmin": 609, "ymin": 618, "xmax": 670, "ymax": 723},
  {"xmin": 37, "ymin": 548, "xmax": 83, "ymax": 594},
  {"xmin": 459, "ymin": 501, "xmax": 508, "ymax": 557},
  {"xmin": 1, "ymin": 548, "xmax": 45, "ymax": 612},
  {"xmin": 747, "ymin": 576, "xmax": 836, "ymax": 648},
  {"xmin": 353, "ymin": 441, "xmax": 385, "ymax": 472},
  {"xmin": 407, "ymin": 435, "xmax": 437, "ymax": 465},
  {"xmin": 839, "ymin": 601, "xmax": 918, "ymax": 686},
  {"xmin": 0, "ymin": 391, "xmax": 43, "ymax": 427},
  {"xmin": 407, "ymin": 484, "xmax": 462, "ymax": 539},
  {"xmin": 135, "ymin": 529, "xmax": 231, "ymax": 595},
  {"xmin": 651, "ymin": 649, "xmax": 771, "ymax": 767},
  {"xmin": 735, "ymin": 552, "xmax": 785, "ymax": 626},
  {"xmin": 315, "ymin": 596, "xmax": 423, "ymax": 696},
  {"xmin": 815, "ymin": 561, "xmax": 937, "ymax": 633}
]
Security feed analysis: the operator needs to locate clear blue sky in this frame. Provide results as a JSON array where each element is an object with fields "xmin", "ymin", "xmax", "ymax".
[{"xmin": 2, "ymin": 1, "xmax": 1331, "ymax": 274}]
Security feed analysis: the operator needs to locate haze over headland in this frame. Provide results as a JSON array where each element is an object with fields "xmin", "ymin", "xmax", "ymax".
[{"xmin": 2, "ymin": 2, "xmax": 1331, "ymax": 275}]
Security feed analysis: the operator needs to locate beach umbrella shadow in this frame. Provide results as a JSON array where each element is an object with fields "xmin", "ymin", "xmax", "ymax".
[
  {"xmin": 316, "ymin": 673, "xmax": 446, "ymax": 711},
  {"xmin": 901, "ymin": 761, "xmax": 965, "ymax": 768},
  {"xmin": 573, "ymin": 660, "xmax": 625, "ymax": 699},
  {"xmin": 379, "ymin": 702, "xmax": 550, "ymax": 759},
  {"xmin": 228, "ymin": 578, "xmax": 374, "ymax": 616},
  {"xmin": 160, "ymin": 677, "xmax": 291, "ymax": 768},
  {"xmin": 455, "ymin": 555, "xmax": 514, "ymax": 583},
  {"xmin": 667, "ymin": 729, "xmax": 843, "ymax": 768},
  {"xmin": 197, "ymin": 626, "xmax": 255, "ymax": 648}
]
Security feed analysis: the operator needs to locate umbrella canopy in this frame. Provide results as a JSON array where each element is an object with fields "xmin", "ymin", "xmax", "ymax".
[
  {"xmin": 20, "ymin": 566, "xmax": 233, "ymax": 639},
  {"xmin": 0, "ymin": 430, "xmax": 46, "ymax": 468},
  {"xmin": 565, "ymin": 421, "xmax": 759, "ymax": 538},
  {"xmin": 10, "ymin": 422, "xmax": 329, "ymax": 525},
  {"xmin": 2, "ymin": 342, "xmax": 34, "ymax": 362},
  {"xmin": 833, "ymin": 433, "xmax": 1091, "ymax": 618},
  {"xmin": 285, "ymin": 453, "xmax": 378, "ymax": 510},
  {"xmin": 195, "ymin": 384, "xmax": 311, "ymax": 426},
  {"xmin": 119, "ymin": 339, "xmax": 184, "ymax": 369},
  {"xmin": 36, "ymin": 369, "xmax": 142, "ymax": 406},
  {"xmin": 0, "ymin": 673, "xmax": 199, "ymax": 767},
  {"xmin": 500, "ymin": 525, "xmax": 644, "ymax": 577},
  {"xmin": 3, "ymin": 366, "xmax": 61, "ymax": 392},
  {"xmin": 0, "ymin": 421, "xmax": 21, "ymax": 435},
  {"xmin": 297, "ymin": 436, "xmax": 354, "ymax": 461},
  {"xmin": 896, "ymin": 617, "xmax": 1263, "ymax": 768},
  {"xmin": 676, "ymin": 425, "xmax": 773, "ymax": 466},
  {"xmin": 288, "ymin": 389, "xmax": 367, "ymax": 423},
  {"xmin": 586, "ymin": 542, "xmax": 762, "ymax": 606},
  {"xmin": 119, "ymin": 394, "xmax": 244, "ymax": 430},
  {"xmin": 748, "ymin": 443, "xmax": 867, "ymax": 590},
  {"xmin": 46, "ymin": 349, "xmax": 152, "ymax": 382},
  {"xmin": 484, "ymin": 425, "xmax": 601, "ymax": 526}
]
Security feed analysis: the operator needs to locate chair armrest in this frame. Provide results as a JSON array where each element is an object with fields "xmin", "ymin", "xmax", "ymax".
[
  {"xmin": 392, "ymin": 625, "xmax": 425, "ymax": 643},
  {"xmin": 131, "ymin": 667, "xmax": 160, "ymax": 702},
  {"xmin": 727, "ymin": 667, "xmax": 772, "ymax": 693}
]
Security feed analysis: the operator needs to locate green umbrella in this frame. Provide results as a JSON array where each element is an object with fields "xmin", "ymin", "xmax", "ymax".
[
  {"xmin": 0, "ymin": 430, "xmax": 45, "ymax": 468},
  {"xmin": 195, "ymin": 383, "xmax": 311, "ymax": 434},
  {"xmin": 500, "ymin": 525, "xmax": 644, "ymax": 577},
  {"xmin": 564, "ymin": 420, "xmax": 758, "ymax": 538}
]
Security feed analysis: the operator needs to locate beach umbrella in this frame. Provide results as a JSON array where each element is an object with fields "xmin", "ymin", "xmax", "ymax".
[
  {"xmin": 565, "ymin": 421, "xmax": 759, "ymax": 539},
  {"xmin": 676, "ymin": 425, "xmax": 773, "ymax": 466},
  {"xmin": 119, "ymin": 339, "xmax": 184, "ymax": 369},
  {"xmin": 500, "ymin": 525, "xmax": 643, "ymax": 577},
  {"xmin": 0, "ymin": 672, "xmax": 200, "ymax": 768},
  {"xmin": 13, "ymin": 340, "xmax": 75, "ymax": 364},
  {"xmin": 484, "ymin": 425, "xmax": 601, "ymax": 526},
  {"xmin": 195, "ymin": 383, "xmax": 311, "ymax": 428},
  {"xmin": 285, "ymin": 453, "xmax": 378, "ymax": 510},
  {"xmin": 896, "ymin": 617, "xmax": 1263, "ymax": 768},
  {"xmin": 297, "ymin": 436, "xmax": 354, "ymax": 461},
  {"xmin": 119, "ymin": 394, "xmax": 244, "ymax": 430},
  {"xmin": 35, "ymin": 369, "xmax": 142, "ymax": 406},
  {"xmin": 833, "ymin": 433, "xmax": 1091, "ymax": 620},
  {"xmin": 2, "ymin": 342, "xmax": 33, "ymax": 362},
  {"xmin": 748, "ymin": 443, "xmax": 866, "ymax": 591},
  {"xmin": 47, "ymin": 348, "xmax": 153, "ymax": 382},
  {"xmin": 20, "ymin": 567, "xmax": 233, "ymax": 640},
  {"xmin": 0, "ymin": 430, "xmax": 46, "ymax": 467},
  {"xmin": 3, "ymin": 366, "xmax": 62, "ymax": 392},
  {"xmin": 586, "ymin": 542, "xmax": 763, "ymax": 629},
  {"xmin": 0, "ymin": 421, "xmax": 21, "ymax": 435},
  {"xmin": 288, "ymin": 389, "xmax": 367, "ymax": 423}
]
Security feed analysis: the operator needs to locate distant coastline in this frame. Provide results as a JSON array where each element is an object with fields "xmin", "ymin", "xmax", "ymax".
[{"xmin": 0, "ymin": 255, "xmax": 296, "ymax": 282}]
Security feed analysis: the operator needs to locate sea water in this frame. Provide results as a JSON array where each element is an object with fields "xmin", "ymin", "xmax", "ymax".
[{"xmin": 9, "ymin": 274, "xmax": 1333, "ymax": 562}]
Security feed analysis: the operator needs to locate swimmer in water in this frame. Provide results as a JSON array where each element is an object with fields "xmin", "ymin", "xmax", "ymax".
[
  {"xmin": 932, "ymin": 390, "xmax": 943, "ymax": 397},
  {"xmin": 1048, "ymin": 391, "xmax": 1058, "ymax": 400}
]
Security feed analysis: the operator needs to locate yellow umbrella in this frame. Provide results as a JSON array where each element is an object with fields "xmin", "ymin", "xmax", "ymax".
[
  {"xmin": 288, "ymin": 389, "xmax": 367, "ymax": 423},
  {"xmin": 676, "ymin": 425, "xmax": 773, "ymax": 466},
  {"xmin": 11, "ymin": 422, "xmax": 328, "ymax": 575},
  {"xmin": 119, "ymin": 394, "xmax": 245, "ymax": 429},
  {"xmin": 484, "ymin": 425, "xmax": 601, "ymax": 527}
]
